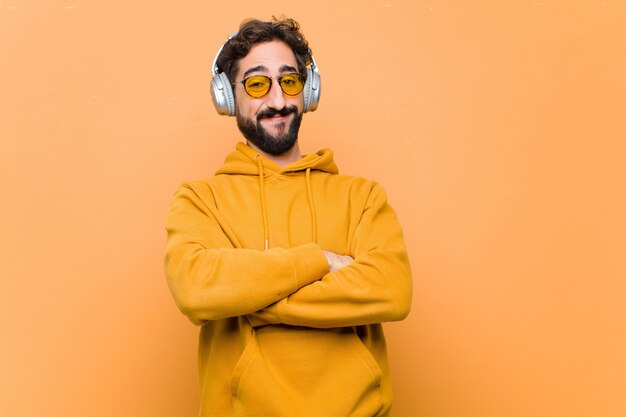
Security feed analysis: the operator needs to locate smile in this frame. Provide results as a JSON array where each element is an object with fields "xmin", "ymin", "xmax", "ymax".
[{"xmin": 260, "ymin": 113, "xmax": 291, "ymax": 123}]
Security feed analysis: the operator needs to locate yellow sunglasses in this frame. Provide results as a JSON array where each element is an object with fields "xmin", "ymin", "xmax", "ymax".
[{"xmin": 239, "ymin": 73, "xmax": 304, "ymax": 98}]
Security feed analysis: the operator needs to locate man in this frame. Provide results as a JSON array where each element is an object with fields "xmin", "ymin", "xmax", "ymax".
[{"xmin": 164, "ymin": 17, "xmax": 412, "ymax": 417}]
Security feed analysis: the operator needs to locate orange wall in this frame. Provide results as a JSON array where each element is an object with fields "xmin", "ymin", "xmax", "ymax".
[{"xmin": 1, "ymin": 2, "xmax": 625, "ymax": 416}]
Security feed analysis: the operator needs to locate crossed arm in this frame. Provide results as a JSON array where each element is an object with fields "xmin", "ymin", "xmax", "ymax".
[
  {"xmin": 323, "ymin": 250, "xmax": 355, "ymax": 273},
  {"xmin": 164, "ymin": 183, "xmax": 412, "ymax": 328}
]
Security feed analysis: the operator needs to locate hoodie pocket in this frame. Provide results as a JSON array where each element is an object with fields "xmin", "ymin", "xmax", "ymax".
[
  {"xmin": 230, "ymin": 333, "xmax": 260, "ymax": 400},
  {"xmin": 230, "ymin": 326, "xmax": 384, "ymax": 417}
]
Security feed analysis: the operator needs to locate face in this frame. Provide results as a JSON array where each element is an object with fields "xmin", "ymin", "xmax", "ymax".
[{"xmin": 234, "ymin": 40, "xmax": 304, "ymax": 156}]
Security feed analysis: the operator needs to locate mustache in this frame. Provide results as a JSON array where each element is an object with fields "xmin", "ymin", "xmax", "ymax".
[{"xmin": 257, "ymin": 106, "xmax": 298, "ymax": 120}]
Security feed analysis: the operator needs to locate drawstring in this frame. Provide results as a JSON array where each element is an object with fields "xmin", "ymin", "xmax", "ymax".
[
  {"xmin": 305, "ymin": 168, "xmax": 318, "ymax": 244},
  {"xmin": 256, "ymin": 155, "xmax": 270, "ymax": 250},
  {"xmin": 255, "ymin": 156, "xmax": 318, "ymax": 249}
]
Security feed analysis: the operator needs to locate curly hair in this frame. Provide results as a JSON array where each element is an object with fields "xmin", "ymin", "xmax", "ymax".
[{"xmin": 216, "ymin": 17, "xmax": 312, "ymax": 86}]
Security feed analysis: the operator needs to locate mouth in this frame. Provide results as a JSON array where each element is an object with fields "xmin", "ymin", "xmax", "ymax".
[
  {"xmin": 260, "ymin": 113, "xmax": 291, "ymax": 124},
  {"xmin": 257, "ymin": 106, "xmax": 298, "ymax": 124}
]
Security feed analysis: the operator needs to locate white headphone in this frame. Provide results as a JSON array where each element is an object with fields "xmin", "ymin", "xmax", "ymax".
[{"xmin": 210, "ymin": 33, "xmax": 321, "ymax": 116}]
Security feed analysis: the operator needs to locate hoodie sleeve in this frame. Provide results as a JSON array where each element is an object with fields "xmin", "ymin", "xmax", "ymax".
[
  {"xmin": 164, "ymin": 184, "xmax": 329, "ymax": 325},
  {"xmin": 248, "ymin": 183, "xmax": 412, "ymax": 328}
]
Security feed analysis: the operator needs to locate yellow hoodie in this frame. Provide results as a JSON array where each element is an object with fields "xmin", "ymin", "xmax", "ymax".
[{"xmin": 165, "ymin": 142, "xmax": 412, "ymax": 417}]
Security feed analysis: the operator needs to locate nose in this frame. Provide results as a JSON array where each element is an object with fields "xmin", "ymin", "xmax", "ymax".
[{"xmin": 264, "ymin": 79, "xmax": 286, "ymax": 110}]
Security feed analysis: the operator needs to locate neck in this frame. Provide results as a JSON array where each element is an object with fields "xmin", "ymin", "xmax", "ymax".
[{"xmin": 247, "ymin": 141, "xmax": 302, "ymax": 168}]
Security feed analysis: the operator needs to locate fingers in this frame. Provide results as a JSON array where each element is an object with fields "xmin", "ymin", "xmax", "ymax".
[{"xmin": 323, "ymin": 250, "xmax": 354, "ymax": 273}]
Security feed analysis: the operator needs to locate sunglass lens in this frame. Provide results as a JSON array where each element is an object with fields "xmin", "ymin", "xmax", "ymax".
[
  {"xmin": 280, "ymin": 74, "xmax": 303, "ymax": 96},
  {"xmin": 244, "ymin": 76, "xmax": 271, "ymax": 97}
]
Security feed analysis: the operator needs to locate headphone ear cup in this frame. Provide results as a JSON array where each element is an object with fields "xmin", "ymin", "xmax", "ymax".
[
  {"xmin": 211, "ymin": 72, "xmax": 236, "ymax": 116},
  {"xmin": 302, "ymin": 67, "xmax": 321, "ymax": 113}
]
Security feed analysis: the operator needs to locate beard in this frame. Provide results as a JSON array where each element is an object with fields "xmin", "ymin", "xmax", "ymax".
[{"xmin": 236, "ymin": 105, "xmax": 302, "ymax": 156}]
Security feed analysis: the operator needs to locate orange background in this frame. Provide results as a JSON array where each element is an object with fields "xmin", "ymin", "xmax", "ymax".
[{"xmin": 1, "ymin": 1, "xmax": 625, "ymax": 416}]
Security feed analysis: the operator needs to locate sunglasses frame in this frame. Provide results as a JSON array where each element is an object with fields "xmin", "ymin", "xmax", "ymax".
[{"xmin": 238, "ymin": 73, "xmax": 304, "ymax": 98}]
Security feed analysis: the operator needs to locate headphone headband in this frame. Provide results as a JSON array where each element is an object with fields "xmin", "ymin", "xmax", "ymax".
[{"xmin": 211, "ymin": 32, "xmax": 238, "ymax": 77}]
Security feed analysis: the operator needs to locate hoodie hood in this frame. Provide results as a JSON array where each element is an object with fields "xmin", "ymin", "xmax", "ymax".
[
  {"xmin": 214, "ymin": 142, "xmax": 338, "ymax": 250},
  {"xmin": 216, "ymin": 142, "xmax": 339, "ymax": 176}
]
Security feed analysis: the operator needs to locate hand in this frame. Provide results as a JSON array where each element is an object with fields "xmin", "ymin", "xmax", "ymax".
[{"xmin": 323, "ymin": 250, "xmax": 354, "ymax": 273}]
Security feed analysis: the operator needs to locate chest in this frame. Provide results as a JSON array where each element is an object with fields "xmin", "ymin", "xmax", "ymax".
[{"xmin": 208, "ymin": 175, "xmax": 366, "ymax": 252}]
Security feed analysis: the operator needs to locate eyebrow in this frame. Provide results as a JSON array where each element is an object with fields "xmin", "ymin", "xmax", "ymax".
[
  {"xmin": 279, "ymin": 65, "xmax": 298, "ymax": 74},
  {"xmin": 242, "ymin": 64, "xmax": 299, "ymax": 79},
  {"xmin": 242, "ymin": 65, "xmax": 268, "ymax": 79}
]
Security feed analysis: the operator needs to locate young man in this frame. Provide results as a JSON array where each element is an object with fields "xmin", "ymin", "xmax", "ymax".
[{"xmin": 164, "ymin": 17, "xmax": 412, "ymax": 417}]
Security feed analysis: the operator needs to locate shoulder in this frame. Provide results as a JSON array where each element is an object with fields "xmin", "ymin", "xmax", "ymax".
[
  {"xmin": 173, "ymin": 178, "xmax": 211, "ymax": 194},
  {"xmin": 313, "ymin": 173, "xmax": 392, "ymax": 215},
  {"xmin": 317, "ymin": 172, "xmax": 386, "ymax": 197},
  {"xmin": 169, "ymin": 178, "xmax": 219, "ymax": 205},
  {"xmin": 175, "ymin": 173, "xmax": 245, "ymax": 191},
  {"xmin": 171, "ymin": 174, "xmax": 257, "ymax": 204}
]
